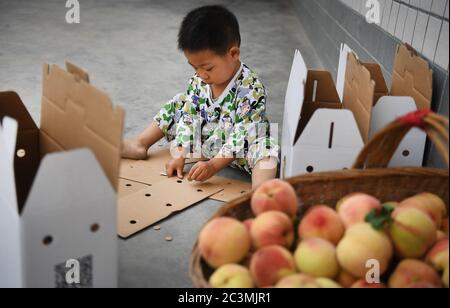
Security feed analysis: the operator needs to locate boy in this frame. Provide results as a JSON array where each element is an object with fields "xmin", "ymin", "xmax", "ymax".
[{"xmin": 122, "ymin": 5, "xmax": 279, "ymax": 189}]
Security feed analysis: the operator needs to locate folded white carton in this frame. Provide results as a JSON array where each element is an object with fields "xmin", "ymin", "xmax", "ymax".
[
  {"xmin": 281, "ymin": 49, "xmax": 375, "ymax": 178},
  {"xmin": 0, "ymin": 62, "xmax": 124, "ymax": 288},
  {"xmin": 337, "ymin": 43, "xmax": 433, "ymax": 167}
]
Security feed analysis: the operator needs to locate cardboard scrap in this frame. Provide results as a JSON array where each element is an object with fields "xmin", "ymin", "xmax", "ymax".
[{"xmin": 117, "ymin": 177, "xmax": 223, "ymax": 238}]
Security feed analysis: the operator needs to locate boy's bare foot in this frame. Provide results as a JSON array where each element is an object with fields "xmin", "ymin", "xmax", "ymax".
[{"xmin": 122, "ymin": 138, "xmax": 148, "ymax": 160}]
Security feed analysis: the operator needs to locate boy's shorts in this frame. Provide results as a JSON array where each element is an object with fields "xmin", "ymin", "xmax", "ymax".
[{"xmin": 153, "ymin": 100, "xmax": 279, "ymax": 175}]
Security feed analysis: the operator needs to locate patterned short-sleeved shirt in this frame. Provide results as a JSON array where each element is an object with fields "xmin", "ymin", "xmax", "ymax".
[{"xmin": 155, "ymin": 63, "xmax": 279, "ymax": 173}]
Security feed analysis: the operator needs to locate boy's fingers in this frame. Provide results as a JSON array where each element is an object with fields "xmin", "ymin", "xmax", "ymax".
[
  {"xmin": 190, "ymin": 165, "xmax": 204, "ymax": 181},
  {"xmin": 196, "ymin": 169, "xmax": 208, "ymax": 182},
  {"xmin": 188, "ymin": 164, "xmax": 198, "ymax": 180}
]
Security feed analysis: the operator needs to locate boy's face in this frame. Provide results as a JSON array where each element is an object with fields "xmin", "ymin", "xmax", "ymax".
[{"xmin": 184, "ymin": 47, "xmax": 241, "ymax": 87}]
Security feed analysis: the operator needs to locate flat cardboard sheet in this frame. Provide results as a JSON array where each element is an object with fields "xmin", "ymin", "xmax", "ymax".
[
  {"xmin": 208, "ymin": 176, "xmax": 252, "ymax": 202},
  {"xmin": 117, "ymin": 177, "xmax": 223, "ymax": 238},
  {"xmin": 118, "ymin": 146, "xmax": 252, "ymax": 237}
]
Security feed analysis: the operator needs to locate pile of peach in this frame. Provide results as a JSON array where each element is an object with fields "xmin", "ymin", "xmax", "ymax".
[{"xmin": 198, "ymin": 179, "xmax": 449, "ymax": 288}]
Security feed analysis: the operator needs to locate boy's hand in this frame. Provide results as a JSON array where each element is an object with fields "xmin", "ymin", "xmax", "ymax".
[
  {"xmin": 166, "ymin": 156, "xmax": 185, "ymax": 179},
  {"xmin": 188, "ymin": 161, "xmax": 216, "ymax": 182}
]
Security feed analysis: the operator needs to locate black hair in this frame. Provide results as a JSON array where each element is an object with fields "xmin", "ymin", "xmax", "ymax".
[{"xmin": 178, "ymin": 5, "xmax": 241, "ymax": 55}]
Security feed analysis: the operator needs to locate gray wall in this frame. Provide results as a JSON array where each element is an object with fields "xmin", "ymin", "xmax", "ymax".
[{"xmin": 290, "ymin": 0, "xmax": 449, "ymax": 168}]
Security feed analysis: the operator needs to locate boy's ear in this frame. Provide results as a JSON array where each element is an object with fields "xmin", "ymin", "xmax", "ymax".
[{"xmin": 229, "ymin": 46, "xmax": 240, "ymax": 60}]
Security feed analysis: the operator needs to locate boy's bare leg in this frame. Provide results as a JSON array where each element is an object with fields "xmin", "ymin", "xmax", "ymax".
[
  {"xmin": 122, "ymin": 121, "xmax": 165, "ymax": 159},
  {"xmin": 251, "ymin": 157, "xmax": 278, "ymax": 190}
]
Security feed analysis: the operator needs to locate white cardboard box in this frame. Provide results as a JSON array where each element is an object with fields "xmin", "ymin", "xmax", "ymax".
[
  {"xmin": 281, "ymin": 49, "xmax": 375, "ymax": 178},
  {"xmin": 336, "ymin": 43, "xmax": 433, "ymax": 167},
  {"xmin": 0, "ymin": 62, "xmax": 124, "ymax": 288}
]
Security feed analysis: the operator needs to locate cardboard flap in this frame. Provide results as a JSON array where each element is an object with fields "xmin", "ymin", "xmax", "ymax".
[
  {"xmin": 0, "ymin": 91, "xmax": 38, "ymax": 131},
  {"xmin": 40, "ymin": 63, "xmax": 124, "ymax": 190},
  {"xmin": 297, "ymin": 109, "xmax": 363, "ymax": 148},
  {"xmin": 284, "ymin": 50, "xmax": 308, "ymax": 146},
  {"xmin": 294, "ymin": 70, "xmax": 342, "ymax": 143},
  {"xmin": 65, "ymin": 62, "xmax": 90, "ymax": 83},
  {"xmin": 390, "ymin": 44, "xmax": 433, "ymax": 110},
  {"xmin": 0, "ymin": 117, "xmax": 19, "ymax": 213},
  {"xmin": 21, "ymin": 149, "xmax": 117, "ymax": 287},
  {"xmin": 369, "ymin": 96, "xmax": 426, "ymax": 167},
  {"xmin": 343, "ymin": 53, "xmax": 375, "ymax": 143},
  {"xmin": 0, "ymin": 92, "xmax": 41, "ymax": 212},
  {"xmin": 336, "ymin": 43, "xmax": 355, "ymax": 102},
  {"xmin": 362, "ymin": 63, "xmax": 389, "ymax": 105}
]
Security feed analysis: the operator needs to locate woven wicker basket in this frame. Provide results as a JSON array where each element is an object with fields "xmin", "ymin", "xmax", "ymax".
[{"xmin": 190, "ymin": 111, "xmax": 449, "ymax": 288}]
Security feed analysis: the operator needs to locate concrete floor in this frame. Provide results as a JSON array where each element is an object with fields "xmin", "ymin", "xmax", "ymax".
[{"xmin": 0, "ymin": 0, "xmax": 322, "ymax": 287}]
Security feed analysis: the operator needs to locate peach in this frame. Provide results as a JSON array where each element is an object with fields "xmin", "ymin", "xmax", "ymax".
[
  {"xmin": 275, "ymin": 274, "xmax": 320, "ymax": 288},
  {"xmin": 400, "ymin": 193, "xmax": 447, "ymax": 229},
  {"xmin": 388, "ymin": 259, "xmax": 442, "ymax": 288},
  {"xmin": 336, "ymin": 193, "xmax": 381, "ymax": 228},
  {"xmin": 336, "ymin": 270, "xmax": 357, "ymax": 288},
  {"xmin": 199, "ymin": 217, "xmax": 251, "ymax": 268},
  {"xmin": 350, "ymin": 280, "xmax": 386, "ymax": 288},
  {"xmin": 298, "ymin": 205, "xmax": 345, "ymax": 245},
  {"xmin": 315, "ymin": 278, "xmax": 342, "ymax": 288},
  {"xmin": 443, "ymin": 266, "xmax": 449, "ymax": 288},
  {"xmin": 437, "ymin": 230, "xmax": 448, "ymax": 241},
  {"xmin": 251, "ymin": 179, "xmax": 298, "ymax": 218},
  {"xmin": 243, "ymin": 219, "xmax": 254, "ymax": 233},
  {"xmin": 250, "ymin": 245, "xmax": 296, "ymax": 287},
  {"xmin": 389, "ymin": 207, "xmax": 437, "ymax": 258},
  {"xmin": 294, "ymin": 238, "xmax": 339, "ymax": 278},
  {"xmin": 443, "ymin": 218, "xmax": 449, "ymax": 235},
  {"xmin": 251, "ymin": 211, "xmax": 294, "ymax": 249},
  {"xmin": 405, "ymin": 282, "xmax": 438, "ymax": 288},
  {"xmin": 336, "ymin": 223, "xmax": 393, "ymax": 279},
  {"xmin": 425, "ymin": 239, "xmax": 449, "ymax": 271},
  {"xmin": 209, "ymin": 264, "xmax": 254, "ymax": 288}
]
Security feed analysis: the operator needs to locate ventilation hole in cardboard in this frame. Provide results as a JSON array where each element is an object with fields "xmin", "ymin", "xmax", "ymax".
[
  {"xmin": 43, "ymin": 236, "xmax": 53, "ymax": 246},
  {"xmin": 227, "ymin": 182, "xmax": 232, "ymax": 185},
  {"xmin": 126, "ymin": 184, "xmax": 132, "ymax": 187},
  {"xmin": 16, "ymin": 149, "xmax": 26, "ymax": 158},
  {"xmin": 145, "ymin": 193, "xmax": 151, "ymax": 197},
  {"xmin": 130, "ymin": 220, "xmax": 137, "ymax": 225},
  {"xmin": 306, "ymin": 166, "xmax": 314, "ymax": 173},
  {"xmin": 90, "ymin": 224, "xmax": 100, "ymax": 233},
  {"xmin": 197, "ymin": 189, "xmax": 203, "ymax": 192},
  {"xmin": 241, "ymin": 191, "xmax": 247, "ymax": 194},
  {"xmin": 402, "ymin": 150, "xmax": 410, "ymax": 157},
  {"xmin": 166, "ymin": 203, "xmax": 173, "ymax": 207},
  {"xmin": 177, "ymin": 180, "xmax": 183, "ymax": 183},
  {"xmin": 343, "ymin": 167, "xmax": 349, "ymax": 170},
  {"xmin": 130, "ymin": 166, "xmax": 134, "ymax": 169}
]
